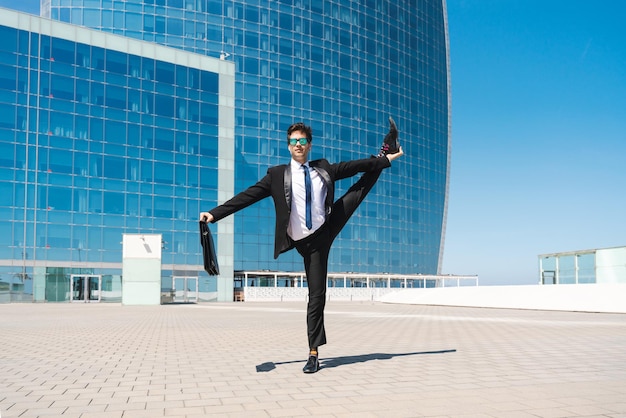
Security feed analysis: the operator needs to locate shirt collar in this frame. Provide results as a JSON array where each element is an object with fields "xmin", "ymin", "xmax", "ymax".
[{"xmin": 291, "ymin": 159, "xmax": 309, "ymax": 169}]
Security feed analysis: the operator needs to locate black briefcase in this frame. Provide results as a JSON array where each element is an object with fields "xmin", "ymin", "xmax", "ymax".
[{"xmin": 199, "ymin": 221, "xmax": 220, "ymax": 275}]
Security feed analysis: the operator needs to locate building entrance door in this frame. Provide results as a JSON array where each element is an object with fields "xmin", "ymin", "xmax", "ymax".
[
  {"xmin": 173, "ymin": 277, "xmax": 198, "ymax": 303},
  {"xmin": 70, "ymin": 275, "xmax": 101, "ymax": 302},
  {"xmin": 542, "ymin": 270, "xmax": 556, "ymax": 285}
]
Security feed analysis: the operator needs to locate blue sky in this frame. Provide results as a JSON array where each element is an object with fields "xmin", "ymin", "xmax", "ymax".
[
  {"xmin": 0, "ymin": 0, "xmax": 38, "ymax": 14},
  {"xmin": 444, "ymin": 0, "xmax": 626, "ymax": 284},
  {"xmin": 2, "ymin": 1, "xmax": 625, "ymax": 285}
]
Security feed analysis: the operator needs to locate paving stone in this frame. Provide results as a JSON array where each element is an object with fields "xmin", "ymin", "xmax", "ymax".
[{"xmin": 0, "ymin": 302, "xmax": 624, "ymax": 417}]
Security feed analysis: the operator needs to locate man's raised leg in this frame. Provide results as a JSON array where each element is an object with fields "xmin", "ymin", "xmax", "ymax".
[{"xmin": 328, "ymin": 166, "xmax": 384, "ymax": 242}]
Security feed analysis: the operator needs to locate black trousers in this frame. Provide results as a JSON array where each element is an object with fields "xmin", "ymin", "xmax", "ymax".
[{"xmin": 295, "ymin": 167, "xmax": 384, "ymax": 349}]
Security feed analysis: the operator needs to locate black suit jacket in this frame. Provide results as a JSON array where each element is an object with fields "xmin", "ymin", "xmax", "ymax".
[{"xmin": 209, "ymin": 156, "xmax": 391, "ymax": 258}]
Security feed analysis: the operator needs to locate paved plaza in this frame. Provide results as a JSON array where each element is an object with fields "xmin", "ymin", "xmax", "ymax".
[{"xmin": 1, "ymin": 301, "xmax": 626, "ymax": 417}]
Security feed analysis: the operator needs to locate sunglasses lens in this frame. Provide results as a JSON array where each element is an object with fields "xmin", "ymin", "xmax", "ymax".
[{"xmin": 289, "ymin": 138, "xmax": 308, "ymax": 145}]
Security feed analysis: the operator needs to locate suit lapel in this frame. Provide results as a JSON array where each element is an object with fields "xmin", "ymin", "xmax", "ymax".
[
  {"xmin": 283, "ymin": 164, "xmax": 292, "ymax": 209},
  {"xmin": 310, "ymin": 161, "xmax": 331, "ymax": 189},
  {"xmin": 310, "ymin": 161, "xmax": 333, "ymax": 214}
]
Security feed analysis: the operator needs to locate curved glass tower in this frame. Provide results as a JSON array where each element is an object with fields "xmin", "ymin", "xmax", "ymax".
[
  {"xmin": 0, "ymin": 7, "xmax": 235, "ymax": 302},
  {"xmin": 43, "ymin": 0, "xmax": 451, "ymax": 275},
  {"xmin": 0, "ymin": 1, "xmax": 450, "ymax": 302}
]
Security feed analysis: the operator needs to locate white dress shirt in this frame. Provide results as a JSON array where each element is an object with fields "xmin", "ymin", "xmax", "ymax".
[{"xmin": 287, "ymin": 159, "xmax": 327, "ymax": 241}]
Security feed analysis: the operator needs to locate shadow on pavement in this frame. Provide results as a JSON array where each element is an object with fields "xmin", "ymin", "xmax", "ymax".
[{"xmin": 256, "ymin": 349, "xmax": 456, "ymax": 372}]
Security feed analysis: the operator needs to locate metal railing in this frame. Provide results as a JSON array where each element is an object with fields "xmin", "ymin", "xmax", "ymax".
[
  {"xmin": 235, "ymin": 271, "xmax": 478, "ymax": 289},
  {"xmin": 232, "ymin": 271, "xmax": 478, "ymax": 302}
]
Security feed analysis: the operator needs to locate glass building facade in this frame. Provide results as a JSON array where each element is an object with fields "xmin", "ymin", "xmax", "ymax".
[
  {"xmin": 539, "ymin": 246, "xmax": 626, "ymax": 285},
  {"xmin": 1, "ymin": 0, "xmax": 452, "ymax": 302},
  {"xmin": 0, "ymin": 9, "xmax": 235, "ymax": 302}
]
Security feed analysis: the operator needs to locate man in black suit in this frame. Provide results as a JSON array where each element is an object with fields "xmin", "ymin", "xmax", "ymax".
[{"xmin": 200, "ymin": 119, "xmax": 403, "ymax": 373}]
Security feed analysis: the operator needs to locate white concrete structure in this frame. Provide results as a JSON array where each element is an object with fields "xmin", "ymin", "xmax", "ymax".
[
  {"xmin": 378, "ymin": 283, "xmax": 626, "ymax": 313},
  {"xmin": 122, "ymin": 234, "xmax": 162, "ymax": 305}
]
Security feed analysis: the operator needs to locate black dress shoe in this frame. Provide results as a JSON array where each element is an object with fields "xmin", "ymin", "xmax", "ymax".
[
  {"xmin": 378, "ymin": 116, "xmax": 399, "ymax": 156},
  {"xmin": 302, "ymin": 355, "xmax": 320, "ymax": 373}
]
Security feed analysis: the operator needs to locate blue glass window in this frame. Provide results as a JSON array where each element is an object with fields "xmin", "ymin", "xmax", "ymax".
[
  {"xmin": 50, "ymin": 39, "xmax": 75, "ymax": 65},
  {"xmin": 0, "ymin": 27, "xmax": 18, "ymax": 54},
  {"xmin": 155, "ymin": 94, "xmax": 175, "ymax": 117},
  {"xmin": 154, "ymin": 128, "xmax": 174, "ymax": 150},
  {"xmin": 0, "ymin": 64, "xmax": 16, "ymax": 92},
  {"xmin": 103, "ymin": 191, "xmax": 124, "ymax": 214},
  {"xmin": 103, "ymin": 156, "xmax": 126, "ymax": 179},
  {"xmin": 200, "ymin": 71, "xmax": 217, "ymax": 92},
  {"xmin": 47, "ymin": 186, "xmax": 72, "ymax": 211},
  {"xmin": 155, "ymin": 61, "xmax": 175, "ymax": 84},
  {"xmin": 0, "ymin": 103, "xmax": 15, "ymax": 129}
]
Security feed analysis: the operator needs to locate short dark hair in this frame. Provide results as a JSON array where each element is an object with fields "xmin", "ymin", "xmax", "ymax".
[{"xmin": 286, "ymin": 122, "xmax": 312, "ymax": 143}]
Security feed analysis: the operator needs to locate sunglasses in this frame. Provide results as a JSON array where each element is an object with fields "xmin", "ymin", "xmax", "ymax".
[{"xmin": 289, "ymin": 137, "xmax": 309, "ymax": 146}]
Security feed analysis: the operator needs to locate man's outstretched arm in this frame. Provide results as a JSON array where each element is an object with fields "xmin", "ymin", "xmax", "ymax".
[{"xmin": 199, "ymin": 171, "xmax": 272, "ymax": 223}]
